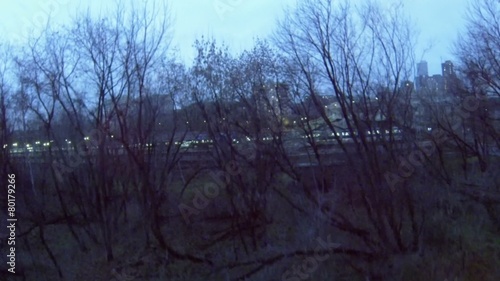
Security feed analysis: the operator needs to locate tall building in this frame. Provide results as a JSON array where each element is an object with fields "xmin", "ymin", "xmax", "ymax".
[
  {"xmin": 441, "ymin": 60, "xmax": 454, "ymax": 77},
  {"xmin": 417, "ymin": 61, "xmax": 428, "ymax": 77},
  {"xmin": 416, "ymin": 61, "xmax": 429, "ymax": 91},
  {"xmin": 441, "ymin": 60, "xmax": 455, "ymax": 92}
]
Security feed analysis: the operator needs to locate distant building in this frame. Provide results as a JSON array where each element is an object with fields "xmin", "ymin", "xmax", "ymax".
[
  {"xmin": 104, "ymin": 93, "xmax": 176, "ymax": 142},
  {"xmin": 415, "ymin": 61, "xmax": 429, "ymax": 91},
  {"xmin": 417, "ymin": 61, "xmax": 428, "ymax": 77},
  {"xmin": 441, "ymin": 60, "xmax": 456, "ymax": 93},
  {"xmin": 428, "ymin": 74, "xmax": 444, "ymax": 92},
  {"xmin": 253, "ymin": 82, "xmax": 292, "ymax": 119},
  {"xmin": 400, "ymin": 80, "xmax": 414, "ymax": 94},
  {"xmin": 416, "ymin": 60, "xmax": 456, "ymax": 93},
  {"xmin": 442, "ymin": 60, "xmax": 454, "ymax": 77}
]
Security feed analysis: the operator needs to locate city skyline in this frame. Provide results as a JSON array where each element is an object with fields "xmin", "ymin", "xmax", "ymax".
[{"xmin": 415, "ymin": 59, "xmax": 458, "ymax": 92}]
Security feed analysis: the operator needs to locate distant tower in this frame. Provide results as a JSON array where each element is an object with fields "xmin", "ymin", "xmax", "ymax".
[
  {"xmin": 416, "ymin": 61, "xmax": 429, "ymax": 91},
  {"xmin": 441, "ymin": 60, "xmax": 454, "ymax": 77},
  {"xmin": 441, "ymin": 60, "xmax": 455, "ymax": 92},
  {"xmin": 417, "ymin": 61, "xmax": 428, "ymax": 77}
]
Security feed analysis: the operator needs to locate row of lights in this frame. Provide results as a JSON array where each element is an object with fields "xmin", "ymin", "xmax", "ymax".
[
  {"xmin": 5, "ymin": 138, "xmax": 84, "ymax": 149},
  {"xmin": 7, "ymin": 141, "xmax": 53, "ymax": 148},
  {"xmin": 3, "ymin": 128, "xmax": 405, "ymax": 150}
]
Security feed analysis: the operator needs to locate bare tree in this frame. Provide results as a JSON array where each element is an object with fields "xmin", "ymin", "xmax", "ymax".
[
  {"xmin": 454, "ymin": 0, "xmax": 500, "ymax": 152},
  {"xmin": 273, "ymin": 0, "xmax": 425, "ymax": 278},
  {"xmin": 453, "ymin": 0, "xmax": 500, "ymax": 231},
  {"xmin": 455, "ymin": 0, "xmax": 500, "ymax": 98}
]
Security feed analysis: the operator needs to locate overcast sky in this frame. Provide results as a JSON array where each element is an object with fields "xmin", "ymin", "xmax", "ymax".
[{"xmin": 0, "ymin": 0, "xmax": 469, "ymax": 75}]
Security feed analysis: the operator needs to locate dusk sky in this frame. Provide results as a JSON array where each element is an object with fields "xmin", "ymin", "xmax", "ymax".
[{"xmin": 0, "ymin": 0, "xmax": 470, "ymax": 75}]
